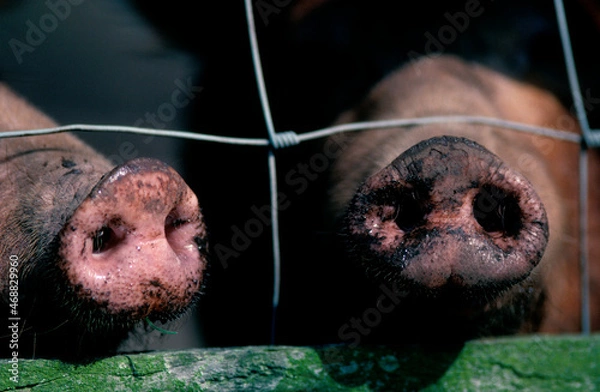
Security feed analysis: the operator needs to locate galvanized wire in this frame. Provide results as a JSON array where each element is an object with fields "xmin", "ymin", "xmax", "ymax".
[
  {"xmin": 0, "ymin": 117, "xmax": 581, "ymax": 145},
  {"xmin": 554, "ymin": 0, "xmax": 592, "ymax": 334},
  {"xmin": 554, "ymin": 0, "xmax": 600, "ymax": 147}
]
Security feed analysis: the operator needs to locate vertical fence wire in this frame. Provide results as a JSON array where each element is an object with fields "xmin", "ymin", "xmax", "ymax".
[
  {"xmin": 244, "ymin": 0, "xmax": 282, "ymax": 344},
  {"xmin": 579, "ymin": 146, "xmax": 590, "ymax": 334},
  {"xmin": 554, "ymin": 0, "xmax": 600, "ymax": 147},
  {"xmin": 554, "ymin": 0, "xmax": 592, "ymax": 334},
  {"xmin": 267, "ymin": 152, "xmax": 282, "ymax": 344}
]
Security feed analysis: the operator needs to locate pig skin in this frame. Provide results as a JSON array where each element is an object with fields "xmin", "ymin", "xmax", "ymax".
[
  {"xmin": 0, "ymin": 84, "xmax": 208, "ymax": 359},
  {"xmin": 328, "ymin": 55, "xmax": 597, "ymax": 338}
]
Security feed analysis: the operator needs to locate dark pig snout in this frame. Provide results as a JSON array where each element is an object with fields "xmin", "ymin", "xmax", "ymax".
[
  {"xmin": 58, "ymin": 157, "xmax": 207, "ymax": 320},
  {"xmin": 344, "ymin": 136, "xmax": 549, "ymax": 292}
]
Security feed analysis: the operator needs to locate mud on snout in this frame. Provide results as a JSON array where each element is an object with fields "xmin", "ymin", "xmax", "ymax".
[
  {"xmin": 57, "ymin": 158, "xmax": 208, "ymax": 328},
  {"xmin": 343, "ymin": 136, "xmax": 549, "ymax": 297}
]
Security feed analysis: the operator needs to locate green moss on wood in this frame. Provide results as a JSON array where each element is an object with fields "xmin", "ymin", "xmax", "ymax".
[{"xmin": 1, "ymin": 334, "xmax": 598, "ymax": 391}]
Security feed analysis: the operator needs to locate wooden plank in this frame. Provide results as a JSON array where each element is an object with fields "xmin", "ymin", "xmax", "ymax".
[{"xmin": 2, "ymin": 334, "xmax": 598, "ymax": 391}]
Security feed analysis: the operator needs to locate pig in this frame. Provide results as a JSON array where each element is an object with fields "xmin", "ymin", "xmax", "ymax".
[
  {"xmin": 323, "ymin": 55, "xmax": 598, "ymax": 345},
  {"xmin": 0, "ymin": 84, "xmax": 208, "ymax": 360}
]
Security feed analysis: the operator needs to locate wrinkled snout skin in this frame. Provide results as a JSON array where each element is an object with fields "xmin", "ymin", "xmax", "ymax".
[
  {"xmin": 0, "ymin": 84, "xmax": 208, "ymax": 360},
  {"xmin": 345, "ymin": 136, "xmax": 549, "ymax": 292},
  {"xmin": 329, "ymin": 56, "xmax": 598, "ymax": 340}
]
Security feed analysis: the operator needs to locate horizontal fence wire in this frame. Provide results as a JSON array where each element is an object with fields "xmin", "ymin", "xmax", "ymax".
[
  {"xmin": 0, "ymin": 0, "xmax": 591, "ymax": 341},
  {"xmin": 0, "ymin": 116, "xmax": 583, "ymax": 145}
]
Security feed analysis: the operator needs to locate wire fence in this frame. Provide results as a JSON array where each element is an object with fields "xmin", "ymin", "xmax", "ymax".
[{"xmin": 0, "ymin": 0, "xmax": 593, "ymax": 340}]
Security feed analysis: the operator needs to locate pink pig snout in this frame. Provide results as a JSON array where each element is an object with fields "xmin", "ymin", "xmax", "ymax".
[{"xmin": 58, "ymin": 158, "xmax": 207, "ymax": 320}]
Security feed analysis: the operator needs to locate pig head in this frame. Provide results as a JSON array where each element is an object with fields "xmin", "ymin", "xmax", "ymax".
[
  {"xmin": 0, "ymin": 84, "xmax": 208, "ymax": 360},
  {"xmin": 329, "ymin": 55, "xmax": 590, "ymax": 340}
]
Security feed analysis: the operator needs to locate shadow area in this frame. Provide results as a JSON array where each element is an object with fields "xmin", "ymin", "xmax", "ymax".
[{"xmin": 315, "ymin": 343, "xmax": 464, "ymax": 391}]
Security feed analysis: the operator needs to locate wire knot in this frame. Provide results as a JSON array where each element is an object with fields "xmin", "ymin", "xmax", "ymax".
[{"xmin": 270, "ymin": 131, "xmax": 300, "ymax": 149}]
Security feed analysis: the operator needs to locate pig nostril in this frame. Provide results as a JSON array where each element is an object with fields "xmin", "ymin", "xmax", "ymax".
[
  {"xmin": 92, "ymin": 226, "xmax": 116, "ymax": 254},
  {"xmin": 392, "ymin": 186, "xmax": 430, "ymax": 232},
  {"xmin": 368, "ymin": 185, "xmax": 430, "ymax": 233},
  {"xmin": 164, "ymin": 211, "xmax": 192, "ymax": 249},
  {"xmin": 165, "ymin": 212, "xmax": 188, "ymax": 233},
  {"xmin": 167, "ymin": 217, "xmax": 189, "ymax": 232},
  {"xmin": 473, "ymin": 184, "xmax": 523, "ymax": 237}
]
